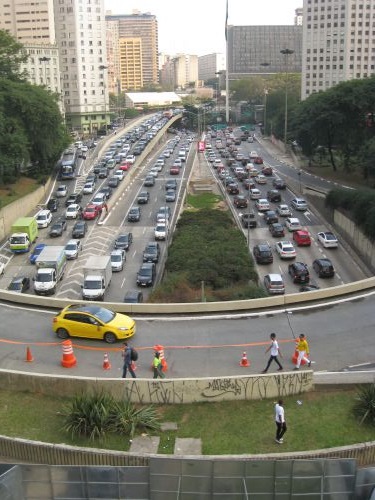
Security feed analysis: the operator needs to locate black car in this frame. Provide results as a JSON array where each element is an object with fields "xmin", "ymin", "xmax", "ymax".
[
  {"xmin": 127, "ymin": 206, "xmax": 141, "ymax": 222},
  {"xmin": 288, "ymin": 262, "xmax": 310, "ymax": 284},
  {"xmin": 313, "ymin": 258, "xmax": 335, "ymax": 278},
  {"xmin": 241, "ymin": 212, "xmax": 257, "ymax": 228},
  {"xmin": 136, "ymin": 262, "xmax": 156, "ymax": 287},
  {"xmin": 47, "ymin": 197, "xmax": 59, "ymax": 212},
  {"xmin": 143, "ymin": 242, "xmax": 160, "ymax": 263},
  {"xmin": 137, "ymin": 191, "xmax": 150, "ymax": 204},
  {"xmin": 233, "ymin": 195, "xmax": 248, "ymax": 208},
  {"xmin": 300, "ymin": 284, "xmax": 320, "ymax": 292},
  {"xmin": 65, "ymin": 192, "xmax": 82, "ymax": 207},
  {"xmin": 123, "ymin": 290, "xmax": 144, "ymax": 303},
  {"xmin": 107, "ymin": 176, "xmax": 119, "ymax": 188},
  {"xmin": 7, "ymin": 276, "xmax": 30, "ymax": 293},
  {"xmin": 72, "ymin": 220, "xmax": 87, "ymax": 238},
  {"xmin": 98, "ymin": 167, "xmax": 108, "ymax": 178},
  {"xmin": 267, "ymin": 190, "xmax": 282, "ymax": 203},
  {"xmin": 273, "ymin": 178, "xmax": 287, "ymax": 190},
  {"xmin": 49, "ymin": 218, "xmax": 67, "ymax": 237},
  {"xmin": 98, "ymin": 186, "xmax": 113, "ymax": 200},
  {"xmin": 114, "ymin": 232, "xmax": 133, "ymax": 251},
  {"xmin": 227, "ymin": 183, "xmax": 240, "ymax": 195},
  {"xmin": 264, "ymin": 210, "xmax": 279, "ymax": 225},
  {"xmin": 269, "ymin": 222, "xmax": 285, "ymax": 238},
  {"xmin": 165, "ymin": 179, "xmax": 177, "ymax": 190},
  {"xmin": 253, "ymin": 243, "xmax": 273, "ymax": 264}
]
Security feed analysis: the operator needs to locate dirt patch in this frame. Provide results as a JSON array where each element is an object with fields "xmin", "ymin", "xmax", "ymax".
[{"xmin": 0, "ymin": 177, "xmax": 38, "ymax": 197}]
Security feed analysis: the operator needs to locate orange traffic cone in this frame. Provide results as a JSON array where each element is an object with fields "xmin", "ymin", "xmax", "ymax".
[
  {"xmin": 240, "ymin": 351, "xmax": 250, "ymax": 367},
  {"xmin": 25, "ymin": 346, "xmax": 34, "ymax": 362},
  {"xmin": 154, "ymin": 344, "xmax": 168, "ymax": 372},
  {"xmin": 61, "ymin": 339, "xmax": 77, "ymax": 368},
  {"xmin": 103, "ymin": 353, "xmax": 111, "ymax": 370}
]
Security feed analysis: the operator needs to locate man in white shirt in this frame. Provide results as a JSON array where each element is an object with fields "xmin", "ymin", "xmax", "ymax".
[
  {"xmin": 275, "ymin": 399, "xmax": 287, "ymax": 444},
  {"xmin": 262, "ymin": 333, "xmax": 283, "ymax": 373}
]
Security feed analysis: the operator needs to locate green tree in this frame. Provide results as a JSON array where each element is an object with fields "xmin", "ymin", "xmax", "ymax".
[{"xmin": 0, "ymin": 29, "xmax": 28, "ymax": 80}]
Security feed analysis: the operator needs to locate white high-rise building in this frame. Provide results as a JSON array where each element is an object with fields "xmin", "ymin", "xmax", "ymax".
[
  {"xmin": 302, "ymin": 0, "xmax": 375, "ymax": 100},
  {"xmin": 198, "ymin": 53, "xmax": 225, "ymax": 82},
  {"xmin": 173, "ymin": 54, "xmax": 198, "ymax": 89},
  {"xmin": 54, "ymin": 0, "xmax": 109, "ymax": 133}
]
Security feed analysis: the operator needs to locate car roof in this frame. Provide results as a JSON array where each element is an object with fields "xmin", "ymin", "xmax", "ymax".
[{"xmin": 266, "ymin": 273, "xmax": 283, "ymax": 280}]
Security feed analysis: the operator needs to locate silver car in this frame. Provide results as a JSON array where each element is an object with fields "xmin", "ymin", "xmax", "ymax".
[{"xmin": 110, "ymin": 249, "xmax": 126, "ymax": 272}]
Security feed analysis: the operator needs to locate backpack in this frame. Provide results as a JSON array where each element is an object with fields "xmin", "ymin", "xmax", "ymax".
[{"xmin": 130, "ymin": 348, "xmax": 138, "ymax": 362}]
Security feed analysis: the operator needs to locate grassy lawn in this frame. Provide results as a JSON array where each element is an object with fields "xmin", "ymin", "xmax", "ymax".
[
  {"xmin": 186, "ymin": 192, "xmax": 223, "ymax": 210},
  {"xmin": 0, "ymin": 177, "xmax": 39, "ymax": 209},
  {"xmin": 1, "ymin": 388, "xmax": 373, "ymax": 455}
]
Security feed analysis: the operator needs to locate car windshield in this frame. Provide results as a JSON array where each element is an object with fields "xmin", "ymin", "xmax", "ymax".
[
  {"xmin": 139, "ymin": 269, "xmax": 152, "ymax": 277},
  {"xmin": 10, "ymin": 236, "xmax": 25, "ymax": 244},
  {"xmin": 36, "ymin": 273, "xmax": 51, "ymax": 282},
  {"xmin": 111, "ymin": 255, "xmax": 121, "ymax": 262},
  {"xmin": 65, "ymin": 244, "xmax": 76, "ymax": 251},
  {"xmin": 86, "ymin": 306, "xmax": 115, "ymax": 324}
]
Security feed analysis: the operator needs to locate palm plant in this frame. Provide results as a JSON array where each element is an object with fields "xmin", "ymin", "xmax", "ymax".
[{"xmin": 353, "ymin": 384, "xmax": 375, "ymax": 426}]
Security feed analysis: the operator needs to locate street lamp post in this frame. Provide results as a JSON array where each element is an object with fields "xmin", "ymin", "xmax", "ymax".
[
  {"xmin": 280, "ymin": 49, "xmax": 294, "ymax": 152},
  {"xmin": 260, "ymin": 62, "xmax": 270, "ymax": 135}
]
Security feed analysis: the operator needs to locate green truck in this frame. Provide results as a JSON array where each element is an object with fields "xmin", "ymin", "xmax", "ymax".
[{"xmin": 9, "ymin": 217, "xmax": 38, "ymax": 253}]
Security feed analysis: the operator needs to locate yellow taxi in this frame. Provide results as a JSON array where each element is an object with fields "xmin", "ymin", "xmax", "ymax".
[{"xmin": 52, "ymin": 304, "xmax": 135, "ymax": 344}]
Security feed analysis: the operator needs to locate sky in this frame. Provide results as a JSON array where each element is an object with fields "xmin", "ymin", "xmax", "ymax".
[{"xmin": 104, "ymin": 0, "xmax": 301, "ymax": 56}]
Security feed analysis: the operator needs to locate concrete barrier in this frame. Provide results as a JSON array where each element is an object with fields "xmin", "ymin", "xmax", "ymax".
[{"xmin": 0, "ymin": 369, "xmax": 313, "ymax": 403}]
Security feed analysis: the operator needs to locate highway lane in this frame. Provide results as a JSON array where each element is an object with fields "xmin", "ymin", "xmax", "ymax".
[
  {"xmin": 0, "ymin": 291, "xmax": 374, "ymax": 378},
  {"xmin": 204, "ymin": 131, "xmax": 368, "ymax": 295}
]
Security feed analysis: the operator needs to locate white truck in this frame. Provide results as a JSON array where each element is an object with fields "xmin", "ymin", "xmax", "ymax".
[
  {"xmin": 34, "ymin": 246, "xmax": 66, "ymax": 295},
  {"xmin": 81, "ymin": 256, "xmax": 112, "ymax": 301}
]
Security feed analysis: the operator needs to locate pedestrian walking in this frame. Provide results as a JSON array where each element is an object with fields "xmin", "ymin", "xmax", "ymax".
[
  {"xmin": 262, "ymin": 333, "xmax": 283, "ymax": 373},
  {"xmin": 153, "ymin": 351, "xmax": 165, "ymax": 379},
  {"xmin": 122, "ymin": 342, "xmax": 136, "ymax": 379},
  {"xmin": 275, "ymin": 399, "xmax": 287, "ymax": 444},
  {"xmin": 294, "ymin": 333, "xmax": 312, "ymax": 370}
]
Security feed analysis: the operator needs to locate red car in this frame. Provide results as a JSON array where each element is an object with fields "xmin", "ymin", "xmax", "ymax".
[
  {"xmin": 119, "ymin": 162, "xmax": 131, "ymax": 171},
  {"xmin": 254, "ymin": 156, "xmax": 264, "ymax": 165},
  {"xmin": 82, "ymin": 204, "xmax": 102, "ymax": 220},
  {"xmin": 169, "ymin": 166, "xmax": 180, "ymax": 175}
]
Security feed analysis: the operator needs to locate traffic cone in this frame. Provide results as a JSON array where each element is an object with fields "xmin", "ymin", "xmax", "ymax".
[
  {"xmin": 61, "ymin": 339, "xmax": 77, "ymax": 368},
  {"xmin": 25, "ymin": 346, "xmax": 34, "ymax": 362},
  {"xmin": 154, "ymin": 344, "xmax": 168, "ymax": 372},
  {"xmin": 103, "ymin": 353, "xmax": 111, "ymax": 370},
  {"xmin": 240, "ymin": 351, "xmax": 250, "ymax": 367}
]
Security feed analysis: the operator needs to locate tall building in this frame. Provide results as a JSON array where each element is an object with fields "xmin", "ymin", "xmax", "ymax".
[
  {"xmin": 53, "ymin": 0, "xmax": 108, "ymax": 133},
  {"xmin": 227, "ymin": 25, "xmax": 302, "ymax": 80},
  {"xmin": 0, "ymin": 0, "xmax": 62, "ymax": 102},
  {"xmin": 105, "ymin": 11, "xmax": 158, "ymax": 87},
  {"xmin": 173, "ymin": 54, "xmax": 198, "ymax": 89},
  {"xmin": 198, "ymin": 53, "xmax": 225, "ymax": 82},
  {"xmin": 302, "ymin": 0, "xmax": 375, "ymax": 100},
  {"xmin": 119, "ymin": 38, "xmax": 143, "ymax": 91}
]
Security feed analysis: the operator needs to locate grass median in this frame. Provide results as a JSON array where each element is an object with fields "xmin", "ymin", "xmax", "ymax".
[{"xmin": 1, "ymin": 387, "xmax": 373, "ymax": 455}]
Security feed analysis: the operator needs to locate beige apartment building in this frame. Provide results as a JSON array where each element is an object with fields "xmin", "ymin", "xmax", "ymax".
[
  {"xmin": 119, "ymin": 38, "xmax": 143, "ymax": 91},
  {"xmin": 302, "ymin": 0, "xmax": 375, "ymax": 99},
  {"xmin": 106, "ymin": 11, "xmax": 158, "ymax": 89}
]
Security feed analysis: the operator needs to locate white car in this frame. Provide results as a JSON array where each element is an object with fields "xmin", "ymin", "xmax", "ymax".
[
  {"xmin": 56, "ymin": 185, "xmax": 68, "ymax": 197},
  {"xmin": 285, "ymin": 217, "xmax": 302, "ymax": 232},
  {"xmin": 173, "ymin": 159, "xmax": 182, "ymax": 168},
  {"xmin": 250, "ymin": 188, "xmax": 262, "ymax": 200},
  {"xmin": 275, "ymin": 240, "xmax": 297, "ymax": 259},
  {"xmin": 149, "ymin": 167, "xmax": 159, "ymax": 177},
  {"xmin": 114, "ymin": 170, "xmax": 124, "ymax": 181},
  {"xmin": 255, "ymin": 198, "xmax": 270, "ymax": 211},
  {"xmin": 65, "ymin": 203, "xmax": 81, "ymax": 219},
  {"xmin": 125, "ymin": 155, "xmax": 136, "ymax": 165},
  {"xmin": 317, "ymin": 231, "xmax": 339, "ymax": 248},
  {"xmin": 291, "ymin": 197, "xmax": 308, "ymax": 211},
  {"xmin": 91, "ymin": 193, "xmax": 106, "ymax": 206},
  {"xmin": 110, "ymin": 249, "xmax": 126, "ymax": 272},
  {"xmin": 154, "ymin": 223, "xmax": 167, "ymax": 240},
  {"xmin": 64, "ymin": 239, "xmax": 81, "ymax": 259},
  {"xmin": 255, "ymin": 174, "xmax": 267, "ymax": 185},
  {"xmin": 249, "ymin": 150, "xmax": 258, "ymax": 159},
  {"xmin": 277, "ymin": 204, "xmax": 291, "ymax": 217},
  {"xmin": 83, "ymin": 182, "xmax": 95, "ymax": 194},
  {"xmin": 35, "ymin": 209, "xmax": 52, "ymax": 228}
]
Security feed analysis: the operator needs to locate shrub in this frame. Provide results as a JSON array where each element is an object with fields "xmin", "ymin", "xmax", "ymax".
[
  {"xmin": 62, "ymin": 391, "xmax": 160, "ymax": 441},
  {"xmin": 353, "ymin": 384, "xmax": 375, "ymax": 426}
]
